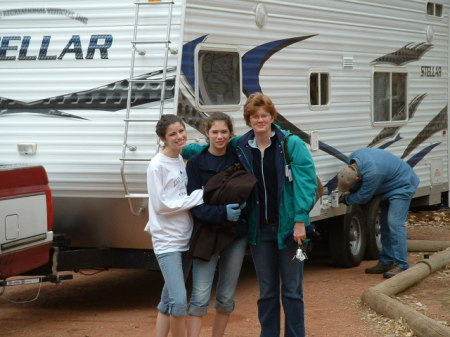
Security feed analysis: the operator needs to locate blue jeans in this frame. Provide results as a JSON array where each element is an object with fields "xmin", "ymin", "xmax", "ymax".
[
  {"xmin": 379, "ymin": 198, "xmax": 411, "ymax": 270},
  {"xmin": 156, "ymin": 251, "xmax": 192, "ymax": 317},
  {"xmin": 188, "ymin": 236, "xmax": 247, "ymax": 316},
  {"xmin": 251, "ymin": 225, "xmax": 305, "ymax": 337}
]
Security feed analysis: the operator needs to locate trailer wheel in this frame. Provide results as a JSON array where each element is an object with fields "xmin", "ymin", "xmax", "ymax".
[
  {"xmin": 329, "ymin": 205, "xmax": 367, "ymax": 268},
  {"xmin": 362, "ymin": 197, "xmax": 382, "ymax": 260}
]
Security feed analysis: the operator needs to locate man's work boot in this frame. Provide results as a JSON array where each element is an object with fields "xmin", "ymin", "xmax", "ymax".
[
  {"xmin": 365, "ymin": 262, "xmax": 394, "ymax": 274},
  {"xmin": 383, "ymin": 266, "xmax": 407, "ymax": 279}
]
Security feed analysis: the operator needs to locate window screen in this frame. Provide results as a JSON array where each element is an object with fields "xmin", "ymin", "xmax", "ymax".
[
  {"xmin": 373, "ymin": 71, "xmax": 407, "ymax": 123},
  {"xmin": 197, "ymin": 50, "xmax": 240, "ymax": 106}
]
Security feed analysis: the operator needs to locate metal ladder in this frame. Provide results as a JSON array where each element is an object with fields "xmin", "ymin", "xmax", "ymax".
[{"xmin": 120, "ymin": 0, "xmax": 175, "ymax": 215}]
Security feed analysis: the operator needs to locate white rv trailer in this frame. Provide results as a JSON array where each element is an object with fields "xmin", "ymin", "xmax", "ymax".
[{"xmin": 0, "ymin": 0, "xmax": 448, "ymax": 271}]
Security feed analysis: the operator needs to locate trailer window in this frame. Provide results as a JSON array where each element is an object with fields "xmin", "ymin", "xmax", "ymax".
[
  {"xmin": 427, "ymin": 2, "xmax": 443, "ymax": 17},
  {"xmin": 373, "ymin": 72, "xmax": 407, "ymax": 124},
  {"xmin": 309, "ymin": 72, "xmax": 329, "ymax": 109},
  {"xmin": 196, "ymin": 50, "xmax": 241, "ymax": 108}
]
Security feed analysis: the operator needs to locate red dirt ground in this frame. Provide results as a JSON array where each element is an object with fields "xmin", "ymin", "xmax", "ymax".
[{"xmin": 0, "ymin": 210, "xmax": 449, "ymax": 337}]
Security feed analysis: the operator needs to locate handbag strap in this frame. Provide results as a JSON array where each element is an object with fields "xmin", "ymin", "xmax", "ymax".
[
  {"xmin": 283, "ymin": 134, "xmax": 324, "ymax": 201},
  {"xmin": 283, "ymin": 134, "xmax": 293, "ymax": 166}
]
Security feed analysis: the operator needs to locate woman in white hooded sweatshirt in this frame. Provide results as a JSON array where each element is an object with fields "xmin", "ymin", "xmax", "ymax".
[{"xmin": 145, "ymin": 114, "xmax": 204, "ymax": 337}]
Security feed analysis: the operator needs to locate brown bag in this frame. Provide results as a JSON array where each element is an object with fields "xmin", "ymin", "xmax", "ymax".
[
  {"xmin": 315, "ymin": 176, "xmax": 324, "ymax": 201},
  {"xmin": 203, "ymin": 162, "xmax": 258, "ymax": 205}
]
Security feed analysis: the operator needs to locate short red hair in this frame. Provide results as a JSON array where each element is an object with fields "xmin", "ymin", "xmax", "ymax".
[{"xmin": 243, "ymin": 92, "xmax": 278, "ymax": 126}]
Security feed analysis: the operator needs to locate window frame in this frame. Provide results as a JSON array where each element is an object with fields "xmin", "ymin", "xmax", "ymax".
[
  {"xmin": 371, "ymin": 67, "xmax": 409, "ymax": 127},
  {"xmin": 308, "ymin": 69, "xmax": 330, "ymax": 111},
  {"xmin": 194, "ymin": 43, "xmax": 242, "ymax": 112},
  {"xmin": 426, "ymin": 2, "xmax": 443, "ymax": 17}
]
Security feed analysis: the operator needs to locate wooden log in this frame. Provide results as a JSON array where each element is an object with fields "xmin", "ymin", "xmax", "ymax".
[
  {"xmin": 362, "ymin": 248, "xmax": 450, "ymax": 337},
  {"xmin": 371, "ymin": 263, "xmax": 430, "ymax": 296},
  {"xmin": 408, "ymin": 240, "xmax": 450, "ymax": 252},
  {"xmin": 362, "ymin": 289, "xmax": 450, "ymax": 337},
  {"xmin": 372, "ymin": 248, "xmax": 450, "ymax": 296}
]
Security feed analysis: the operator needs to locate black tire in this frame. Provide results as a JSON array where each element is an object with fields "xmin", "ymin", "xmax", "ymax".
[
  {"xmin": 362, "ymin": 197, "xmax": 382, "ymax": 260},
  {"xmin": 329, "ymin": 204, "xmax": 367, "ymax": 268}
]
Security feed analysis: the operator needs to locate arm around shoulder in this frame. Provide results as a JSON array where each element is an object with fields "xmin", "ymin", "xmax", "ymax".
[{"xmin": 181, "ymin": 143, "xmax": 207, "ymax": 160}]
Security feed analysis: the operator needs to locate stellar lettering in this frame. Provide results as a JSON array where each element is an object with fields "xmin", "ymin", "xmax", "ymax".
[
  {"xmin": 421, "ymin": 66, "xmax": 442, "ymax": 78},
  {"xmin": 0, "ymin": 34, "xmax": 113, "ymax": 60}
]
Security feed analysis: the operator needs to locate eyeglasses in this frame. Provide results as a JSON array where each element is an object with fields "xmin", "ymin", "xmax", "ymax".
[{"xmin": 249, "ymin": 113, "xmax": 271, "ymax": 121}]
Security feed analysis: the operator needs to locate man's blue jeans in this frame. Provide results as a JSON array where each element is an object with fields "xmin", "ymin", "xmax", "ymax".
[
  {"xmin": 155, "ymin": 251, "xmax": 191, "ymax": 317},
  {"xmin": 379, "ymin": 198, "xmax": 411, "ymax": 270},
  {"xmin": 250, "ymin": 225, "xmax": 305, "ymax": 337},
  {"xmin": 188, "ymin": 236, "xmax": 247, "ymax": 316}
]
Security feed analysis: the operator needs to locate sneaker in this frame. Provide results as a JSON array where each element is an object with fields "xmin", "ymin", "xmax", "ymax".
[
  {"xmin": 365, "ymin": 262, "xmax": 394, "ymax": 274},
  {"xmin": 383, "ymin": 266, "xmax": 407, "ymax": 279}
]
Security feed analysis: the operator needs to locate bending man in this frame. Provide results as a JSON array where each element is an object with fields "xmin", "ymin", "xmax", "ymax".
[{"xmin": 337, "ymin": 148, "xmax": 419, "ymax": 279}]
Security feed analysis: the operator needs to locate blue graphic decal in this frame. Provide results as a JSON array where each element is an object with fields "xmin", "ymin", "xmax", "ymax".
[
  {"xmin": 242, "ymin": 35, "xmax": 316, "ymax": 96},
  {"xmin": 377, "ymin": 134, "xmax": 403, "ymax": 149},
  {"xmin": 407, "ymin": 143, "xmax": 441, "ymax": 168},
  {"xmin": 181, "ymin": 35, "xmax": 208, "ymax": 90}
]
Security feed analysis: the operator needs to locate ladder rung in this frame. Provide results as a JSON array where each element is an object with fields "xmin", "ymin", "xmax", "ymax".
[
  {"xmin": 120, "ymin": 158, "xmax": 151, "ymax": 162},
  {"xmin": 135, "ymin": 1, "xmax": 174, "ymax": 5},
  {"xmin": 125, "ymin": 193, "xmax": 149, "ymax": 198},
  {"xmin": 124, "ymin": 118, "xmax": 159, "ymax": 122},
  {"xmin": 132, "ymin": 40, "xmax": 170, "ymax": 45}
]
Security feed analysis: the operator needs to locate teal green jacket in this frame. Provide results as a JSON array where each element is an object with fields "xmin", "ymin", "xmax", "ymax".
[{"xmin": 183, "ymin": 124, "xmax": 317, "ymax": 249}]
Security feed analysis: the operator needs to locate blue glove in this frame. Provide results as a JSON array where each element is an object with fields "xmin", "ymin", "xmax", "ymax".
[
  {"xmin": 239, "ymin": 202, "xmax": 247, "ymax": 209},
  {"xmin": 226, "ymin": 203, "xmax": 241, "ymax": 222}
]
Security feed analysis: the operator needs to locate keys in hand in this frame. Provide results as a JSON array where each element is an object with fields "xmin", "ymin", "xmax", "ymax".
[{"xmin": 292, "ymin": 246, "xmax": 307, "ymax": 262}]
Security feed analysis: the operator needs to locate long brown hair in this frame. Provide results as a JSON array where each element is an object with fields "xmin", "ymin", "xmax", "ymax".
[{"xmin": 156, "ymin": 114, "xmax": 185, "ymax": 138}]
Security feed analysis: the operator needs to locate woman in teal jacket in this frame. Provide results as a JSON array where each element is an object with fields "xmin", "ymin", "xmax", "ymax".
[
  {"xmin": 229, "ymin": 127, "xmax": 316, "ymax": 250},
  {"xmin": 231, "ymin": 93, "xmax": 317, "ymax": 337}
]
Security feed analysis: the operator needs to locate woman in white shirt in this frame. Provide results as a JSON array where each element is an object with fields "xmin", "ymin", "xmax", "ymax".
[{"xmin": 145, "ymin": 114, "xmax": 203, "ymax": 337}]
